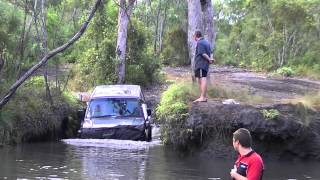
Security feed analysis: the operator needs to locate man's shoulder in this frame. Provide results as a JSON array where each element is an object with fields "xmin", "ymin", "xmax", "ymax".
[
  {"xmin": 250, "ymin": 152, "xmax": 264, "ymax": 164},
  {"xmin": 199, "ymin": 38, "xmax": 209, "ymax": 44},
  {"xmin": 198, "ymin": 39, "xmax": 210, "ymax": 48}
]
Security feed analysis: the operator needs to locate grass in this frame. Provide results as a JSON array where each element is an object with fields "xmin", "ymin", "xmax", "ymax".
[
  {"xmin": 207, "ymin": 84, "xmax": 266, "ymax": 104},
  {"xmin": 288, "ymin": 91, "xmax": 320, "ymax": 110},
  {"xmin": 294, "ymin": 64, "xmax": 320, "ymax": 80},
  {"xmin": 161, "ymin": 79, "xmax": 269, "ymax": 104}
]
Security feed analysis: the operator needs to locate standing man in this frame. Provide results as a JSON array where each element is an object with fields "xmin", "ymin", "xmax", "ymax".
[
  {"xmin": 193, "ymin": 30, "xmax": 214, "ymax": 102},
  {"xmin": 230, "ymin": 128, "xmax": 264, "ymax": 180}
]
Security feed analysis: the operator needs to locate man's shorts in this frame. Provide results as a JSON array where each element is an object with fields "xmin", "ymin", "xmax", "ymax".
[{"xmin": 195, "ymin": 69, "xmax": 207, "ymax": 78}]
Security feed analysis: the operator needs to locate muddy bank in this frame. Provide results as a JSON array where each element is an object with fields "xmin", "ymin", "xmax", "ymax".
[
  {"xmin": 0, "ymin": 100, "xmax": 80, "ymax": 145},
  {"xmin": 156, "ymin": 66, "xmax": 320, "ymax": 159},
  {"xmin": 180, "ymin": 101, "xmax": 320, "ymax": 160}
]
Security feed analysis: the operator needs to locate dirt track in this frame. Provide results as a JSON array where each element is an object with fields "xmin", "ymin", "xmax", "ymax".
[
  {"xmin": 162, "ymin": 66, "xmax": 320, "ymax": 105},
  {"xmin": 40, "ymin": 65, "xmax": 319, "ymax": 107}
]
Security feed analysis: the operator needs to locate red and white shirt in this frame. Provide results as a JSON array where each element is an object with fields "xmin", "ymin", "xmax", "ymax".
[{"xmin": 234, "ymin": 151, "xmax": 264, "ymax": 180}]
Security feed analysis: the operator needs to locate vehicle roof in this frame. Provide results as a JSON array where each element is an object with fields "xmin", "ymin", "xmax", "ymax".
[{"xmin": 91, "ymin": 85, "xmax": 142, "ymax": 99}]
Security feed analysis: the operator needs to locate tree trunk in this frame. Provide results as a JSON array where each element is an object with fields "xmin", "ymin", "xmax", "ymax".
[
  {"xmin": 0, "ymin": 53, "xmax": 4, "ymax": 74},
  {"xmin": 201, "ymin": 0, "xmax": 215, "ymax": 82},
  {"xmin": 153, "ymin": 0, "xmax": 162, "ymax": 56},
  {"xmin": 22, "ymin": 12, "xmax": 35, "ymax": 66},
  {"xmin": 72, "ymin": 7, "xmax": 77, "ymax": 32},
  {"xmin": 40, "ymin": 0, "xmax": 54, "ymax": 105},
  {"xmin": 0, "ymin": 0, "xmax": 103, "ymax": 109},
  {"xmin": 31, "ymin": 0, "xmax": 53, "ymax": 105},
  {"xmin": 17, "ymin": 0, "xmax": 28, "ymax": 76},
  {"xmin": 159, "ymin": 0, "xmax": 169, "ymax": 53},
  {"xmin": 188, "ymin": 0, "xmax": 215, "ymax": 81},
  {"xmin": 116, "ymin": 0, "xmax": 136, "ymax": 84},
  {"xmin": 187, "ymin": 0, "xmax": 203, "ymax": 81},
  {"xmin": 201, "ymin": 0, "xmax": 215, "ymax": 50},
  {"xmin": 53, "ymin": 3, "xmax": 66, "ymax": 92}
]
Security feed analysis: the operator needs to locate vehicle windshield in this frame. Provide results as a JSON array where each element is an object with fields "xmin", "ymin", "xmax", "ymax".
[{"xmin": 87, "ymin": 98, "xmax": 143, "ymax": 118}]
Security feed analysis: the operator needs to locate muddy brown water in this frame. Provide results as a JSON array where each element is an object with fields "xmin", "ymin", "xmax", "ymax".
[{"xmin": 0, "ymin": 134, "xmax": 320, "ymax": 180}]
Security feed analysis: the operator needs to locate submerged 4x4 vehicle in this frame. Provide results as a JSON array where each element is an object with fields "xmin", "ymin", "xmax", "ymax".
[{"xmin": 78, "ymin": 85, "xmax": 152, "ymax": 141}]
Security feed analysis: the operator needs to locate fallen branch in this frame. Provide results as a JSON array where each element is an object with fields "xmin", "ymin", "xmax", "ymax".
[{"xmin": 0, "ymin": 0, "xmax": 103, "ymax": 109}]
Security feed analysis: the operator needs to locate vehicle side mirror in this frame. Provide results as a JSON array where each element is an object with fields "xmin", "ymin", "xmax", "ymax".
[
  {"xmin": 77, "ymin": 108, "xmax": 86, "ymax": 122},
  {"xmin": 147, "ymin": 108, "xmax": 152, "ymax": 116}
]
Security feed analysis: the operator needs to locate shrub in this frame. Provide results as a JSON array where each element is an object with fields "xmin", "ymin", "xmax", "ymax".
[
  {"xmin": 275, "ymin": 67, "xmax": 295, "ymax": 77},
  {"xmin": 261, "ymin": 109, "xmax": 280, "ymax": 120},
  {"xmin": 156, "ymin": 83, "xmax": 196, "ymax": 146},
  {"xmin": 25, "ymin": 76, "xmax": 45, "ymax": 88},
  {"xmin": 0, "ymin": 84, "xmax": 81, "ymax": 144}
]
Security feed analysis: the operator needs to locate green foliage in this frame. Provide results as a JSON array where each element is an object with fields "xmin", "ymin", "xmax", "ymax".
[
  {"xmin": 295, "ymin": 64, "xmax": 320, "ymax": 79},
  {"xmin": 161, "ymin": 28, "xmax": 189, "ymax": 66},
  {"xmin": 71, "ymin": 39, "xmax": 117, "ymax": 90},
  {"xmin": 215, "ymin": 0, "xmax": 320, "ymax": 78},
  {"xmin": 61, "ymin": 91, "xmax": 80, "ymax": 109},
  {"xmin": 24, "ymin": 76, "xmax": 45, "ymax": 88},
  {"xmin": 0, "ymin": 83, "xmax": 82, "ymax": 144},
  {"xmin": 125, "ymin": 19, "xmax": 161, "ymax": 86},
  {"xmin": 275, "ymin": 67, "xmax": 295, "ymax": 77},
  {"xmin": 68, "ymin": 1, "xmax": 117, "ymax": 90},
  {"xmin": 0, "ymin": 0, "xmax": 23, "ymax": 80},
  {"xmin": 0, "ymin": 1, "xmax": 22, "ymax": 51},
  {"xmin": 261, "ymin": 109, "xmax": 280, "ymax": 120},
  {"xmin": 156, "ymin": 83, "xmax": 196, "ymax": 145},
  {"xmin": 70, "ymin": 2, "xmax": 161, "ymax": 90}
]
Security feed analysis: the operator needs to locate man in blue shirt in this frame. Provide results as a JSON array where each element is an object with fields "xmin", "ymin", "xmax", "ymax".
[{"xmin": 193, "ymin": 30, "xmax": 215, "ymax": 102}]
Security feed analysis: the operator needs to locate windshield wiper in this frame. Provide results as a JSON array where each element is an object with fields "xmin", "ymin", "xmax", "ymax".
[{"xmin": 90, "ymin": 115, "xmax": 115, "ymax": 118}]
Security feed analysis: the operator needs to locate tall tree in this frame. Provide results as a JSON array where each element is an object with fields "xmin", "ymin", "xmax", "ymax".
[
  {"xmin": 16, "ymin": 0, "xmax": 28, "ymax": 75},
  {"xmin": 0, "ymin": 0, "xmax": 104, "ymax": 109},
  {"xmin": 188, "ymin": 0, "xmax": 215, "ymax": 81},
  {"xmin": 30, "ymin": 0, "xmax": 53, "ymax": 105},
  {"xmin": 201, "ymin": 0, "xmax": 215, "ymax": 82},
  {"xmin": 187, "ymin": 0, "xmax": 202, "ymax": 80},
  {"xmin": 115, "ymin": 0, "xmax": 136, "ymax": 84},
  {"xmin": 40, "ymin": 0, "xmax": 54, "ymax": 105},
  {"xmin": 153, "ymin": 0, "xmax": 162, "ymax": 55},
  {"xmin": 201, "ymin": 0, "xmax": 215, "ymax": 49}
]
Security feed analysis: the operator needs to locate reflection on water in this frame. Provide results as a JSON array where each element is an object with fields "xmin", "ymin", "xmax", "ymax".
[{"xmin": 0, "ymin": 136, "xmax": 320, "ymax": 179}]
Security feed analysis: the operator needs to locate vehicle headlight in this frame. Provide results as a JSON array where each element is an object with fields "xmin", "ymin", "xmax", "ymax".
[{"xmin": 82, "ymin": 119, "xmax": 93, "ymax": 128}]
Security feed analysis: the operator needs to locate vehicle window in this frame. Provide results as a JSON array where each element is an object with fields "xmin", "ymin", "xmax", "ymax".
[{"xmin": 87, "ymin": 98, "xmax": 143, "ymax": 118}]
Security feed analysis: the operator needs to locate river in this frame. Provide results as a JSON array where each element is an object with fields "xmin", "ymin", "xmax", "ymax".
[{"xmin": 0, "ymin": 129, "xmax": 319, "ymax": 180}]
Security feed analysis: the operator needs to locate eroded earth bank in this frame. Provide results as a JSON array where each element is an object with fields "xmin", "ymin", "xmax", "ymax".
[{"xmin": 150, "ymin": 66, "xmax": 320, "ymax": 160}]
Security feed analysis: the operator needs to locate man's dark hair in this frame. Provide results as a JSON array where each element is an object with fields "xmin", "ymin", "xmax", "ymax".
[
  {"xmin": 194, "ymin": 30, "xmax": 202, "ymax": 38},
  {"xmin": 233, "ymin": 128, "xmax": 252, "ymax": 148}
]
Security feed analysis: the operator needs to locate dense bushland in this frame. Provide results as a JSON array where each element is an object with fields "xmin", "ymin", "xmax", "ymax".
[
  {"xmin": 0, "ymin": 77, "xmax": 81, "ymax": 145},
  {"xmin": 215, "ymin": 0, "xmax": 320, "ymax": 78}
]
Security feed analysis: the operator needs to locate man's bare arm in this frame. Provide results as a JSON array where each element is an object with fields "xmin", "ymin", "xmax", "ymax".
[{"xmin": 202, "ymin": 53, "xmax": 215, "ymax": 64}]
